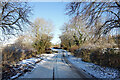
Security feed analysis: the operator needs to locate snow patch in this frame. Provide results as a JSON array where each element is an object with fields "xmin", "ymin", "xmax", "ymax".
[{"xmin": 67, "ymin": 55, "xmax": 120, "ymax": 78}]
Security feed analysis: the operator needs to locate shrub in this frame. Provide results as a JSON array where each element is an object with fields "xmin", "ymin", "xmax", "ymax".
[
  {"xmin": 74, "ymin": 48, "xmax": 91, "ymax": 62},
  {"xmin": 2, "ymin": 45, "xmax": 36, "ymax": 66},
  {"xmin": 74, "ymin": 48, "xmax": 120, "ymax": 68},
  {"xmin": 90, "ymin": 48, "xmax": 120, "ymax": 68},
  {"xmin": 69, "ymin": 45, "xmax": 79, "ymax": 53}
]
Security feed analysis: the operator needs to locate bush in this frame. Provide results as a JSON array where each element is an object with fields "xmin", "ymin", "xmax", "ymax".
[
  {"xmin": 69, "ymin": 45, "xmax": 79, "ymax": 53},
  {"xmin": 90, "ymin": 48, "xmax": 120, "ymax": 68},
  {"xmin": 90, "ymin": 49, "xmax": 103, "ymax": 65},
  {"xmin": 74, "ymin": 48, "xmax": 120, "ymax": 68},
  {"xmin": 74, "ymin": 48, "xmax": 91, "ymax": 62},
  {"xmin": 2, "ymin": 46, "xmax": 22, "ymax": 65},
  {"xmin": 2, "ymin": 45, "xmax": 35, "ymax": 66}
]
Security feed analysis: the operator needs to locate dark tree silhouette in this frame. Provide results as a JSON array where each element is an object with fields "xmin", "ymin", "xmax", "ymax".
[
  {"xmin": 0, "ymin": 1, "xmax": 32, "ymax": 35},
  {"xmin": 66, "ymin": 2, "xmax": 120, "ymax": 38}
]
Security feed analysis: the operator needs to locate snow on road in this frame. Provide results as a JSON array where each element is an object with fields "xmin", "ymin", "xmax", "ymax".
[
  {"xmin": 54, "ymin": 53, "xmax": 81, "ymax": 78},
  {"xmin": 17, "ymin": 49, "xmax": 120, "ymax": 79},
  {"xmin": 20, "ymin": 53, "xmax": 56, "ymax": 78},
  {"xmin": 20, "ymin": 52, "xmax": 83, "ymax": 78}
]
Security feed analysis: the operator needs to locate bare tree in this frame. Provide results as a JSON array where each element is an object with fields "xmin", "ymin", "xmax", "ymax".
[
  {"xmin": 33, "ymin": 18, "xmax": 53, "ymax": 40},
  {"xmin": 0, "ymin": 1, "xmax": 32, "ymax": 36},
  {"xmin": 32, "ymin": 18, "xmax": 53, "ymax": 54},
  {"xmin": 66, "ymin": 2, "xmax": 120, "ymax": 38}
]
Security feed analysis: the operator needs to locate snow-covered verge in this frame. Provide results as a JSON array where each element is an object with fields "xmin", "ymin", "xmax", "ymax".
[
  {"xmin": 67, "ymin": 54, "xmax": 120, "ymax": 79},
  {"xmin": 2, "ymin": 53, "xmax": 55, "ymax": 80},
  {"xmin": 9, "ymin": 57, "xmax": 42, "ymax": 80}
]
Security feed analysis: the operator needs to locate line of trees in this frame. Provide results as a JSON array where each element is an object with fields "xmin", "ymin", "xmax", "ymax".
[
  {"xmin": 2, "ymin": 17, "xmax": 54, "ymax": 65},
  {"xmin": 60, "ymin": 2, "xmax": 120, "ymax": 68},
  {"xmin": 60, "ymin": 16, "xmax": 89, "ymax": 50},
  {"xmin": 1, "ymin": 1, "xmax": 32, "ymax": 65},
  {"xmin": 1, "ymin": 1, "xmax": 53, "ymax": 66},
  {"xmin": 61, "ymin": 1, "xmax": 120, "ymax": 49}
]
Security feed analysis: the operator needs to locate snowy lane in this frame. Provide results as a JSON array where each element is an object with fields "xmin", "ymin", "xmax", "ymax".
[
  {"xmin": 18, "ymin": 49, "xmax": 119, "ymax": 79},
  {"xmin": 20, "ymin": 50, "xmax": 87, "ymax": 79},
  {"xmin": 54, "ymin": 53, "xmax": 81, "ymax": 78},
  {"xmin": 20, "ymin": 55, "xmax": 56, "ymax": 78}
]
